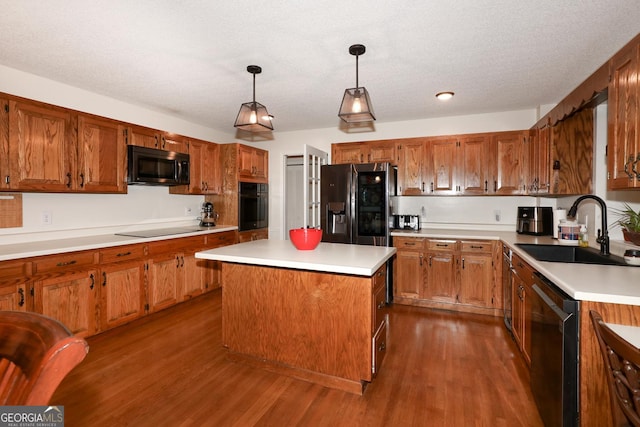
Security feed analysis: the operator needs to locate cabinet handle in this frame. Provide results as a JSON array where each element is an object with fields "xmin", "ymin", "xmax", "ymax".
[
  {"xmin": 66, "ymin": 172, "xmax": 72, "ymax": 188},
  {"xmin": 102, "ymin": 272, "xmax": 107, "ymax": 287},
  {"xmin": 624, "ymin": 156, "xmax": 634, "ymax": 178},
  {"xmin": 428, "ymin": 255, "xmax": 432, "ymax": 267},
  {"xmin": 421, "ymin": 182, "xmax": 425, "ymax": 192},
  {"xmin": 154, "ymin": 135, "xmax": 160, "ymax": 148},
  {"xmin": 18, "ymin": 287, "xmax": 25, "ymax": 306},
  {"xmin": 377, "ymin": 301, "xmax": 385, "ymax": 310},
  {"xmin": 633, "ymin": 154, "xmax": 640, "ymax": 179},
  {"xmin": 461, "ymin": 257, "xmax": 465, "ymax": 269},
  {"xmin": 116, "ymin": 251, "xmax": 132, "ymax": 257},
  {"xmin": 181, "ymin": 256, "xmax": 184, "ymax": 267},
  {"xmin": 56, "ymin": 260, "xmax": 77, "ymax": 267},
  {"xmin": 430, "ymin": 182, "xmax": 434, "ymax": 192},
  {"xmin": 405, "ymin": 242, "xmax": 416, "ymax": 246},
  {"xmin": 89, "ymin": 273, "xmax": 95, "ymax": 290},
  {"xmin": 470, "ymin": 245, "xmax": 483, "ymax": 249},
  {"xmin": 436, "ymin": 243, "xmax": 448, "ymax": 247},
  {"xmin": 176, "ymin": 256, "xmax": 180, "ymax": 267},
  {"xmin": 484, "ymin": 180, "xmax": 488, "ymax": 192},
  {"xmin": 79, "ymin": 173, "xmax": 85, "ymax": 188},
  {"xmin": 378, "ymin": 341, "xmax": 386, "ymax": 352},
  {"xmin": 494, "ymin": 181, "xmax": 497, "ymax": 192},
  {"xmin": 419, "ymin": 254, "xmax": 423, "ymax": 266}
]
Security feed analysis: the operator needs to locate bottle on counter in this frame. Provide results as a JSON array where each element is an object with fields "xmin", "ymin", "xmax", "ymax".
[{"xmin": 579, "ymin": 225, "xmax": 589, "ymax": 247}]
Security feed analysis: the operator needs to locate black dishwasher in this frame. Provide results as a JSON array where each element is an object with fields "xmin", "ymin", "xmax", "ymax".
[{"xmin": 530, "ymin": 272, "xmax": 579, "ymax": 427}]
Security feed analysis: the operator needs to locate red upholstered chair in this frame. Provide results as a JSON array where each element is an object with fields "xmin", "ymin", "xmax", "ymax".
[
  {"xmin": 590, "ymin": 310, "xmax": 640, "ymax": 427},
  {"xmin": 0, "ymin": 310, "xmax": 89, "ymax": 405}
]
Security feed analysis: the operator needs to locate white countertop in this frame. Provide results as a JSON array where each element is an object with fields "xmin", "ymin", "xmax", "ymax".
[
  {"xmin": 392, "ymin": 228, "xmax": 640, "ymax": 306},
  {"xmin": 0, "ymin": 225, "xmax": 238, "ymax": 261},
  {"xmin": 196, "ymin": 240, "xmax": 396, "ymax": 276}
]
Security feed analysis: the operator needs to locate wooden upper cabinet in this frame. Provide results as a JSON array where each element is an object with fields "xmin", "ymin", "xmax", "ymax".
[
  {"xmin": 608, "ymin": 38, "xmax": 640, "ymax": 190},
  {"xmin": 8, "ymin": 99, "xmax": 73, "ymax": 191},
  {"xmin": 458, "ymin": 134, "xmax": 493, "ymax": 195},
  {"xmin": 127, "ymin": 125, "xmax": 188, "ymax": 154},
  {"xmin": 426, "ymin": 137, "xmax": 458, "ymax": 195},
  {"xmin": 395, "ymin": 139, "xmax": 426, "ymax": 195},
  {"xmin": 493, "ymin": 131, "xmax": 525, "ymax": 195},
  {"xmin": 170, "ymin": 139, "xmax": 221, "ymax": 195},
  {"xmin": 77, "ymin": 114, "xmax": 127, "ymax": 193},
  {"xmin": 332, "ymin": 140, "xmax": 396, "ymax": 165},
  {"xmin": 550, "ymin": 108, "xmax": 593, "ymax": 195},
  {"xmin": 527, "ymin": 126, "xmax": 551, "ymax": 194},
  {"xmin": 238, "ymin": 144, "xmax": 268, "ymax": 183}
]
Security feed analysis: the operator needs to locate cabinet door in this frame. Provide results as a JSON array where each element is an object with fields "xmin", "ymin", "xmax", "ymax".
[
  {"xmin": 100, "ymin": 261, "xmax": 145, "ymax": 330},
  {"xmin": 77, "ymin": 114, "xmax": 126, "ymax": 193},
  {"xmin": 426, "ymin": 138, "xmax": 458, "ymax": 194},
  {"xmin": 161, "ymin": 133, "xmax": 189, "ymax": 153},
  {"xmin": 367, "ymin": 141, "xmax": 395, "ymax": 163},
  {"xmin": 147, "ymin": 253, "xmax": 182, "ymax": 313},
  {"xmin": 332, "ymin": 143, "xmax": 363, "ymax": 164},
  {"xmin": 423, "ymin": 251, "xmax": 457, "ymax": 303},
  {"xmin": 550, "ymin": 109, "xmax": 593, "ymax": 195},
  {"xmin": 458, "ymin": 135, "xmax": 492, "ymax": 194},
  {"xmin": 395, "ymin": 139, "xmax": 425, "ymax": 195},
  {"xmin": 35, "ymin": 269, "xmax": 98, "ymax": 337},
  {"xmin": 9, "ymin": 100, "xmax": 72, "ymax": 191},
  {"xmin": 511, "ymin": 274, "xmax": 524, "ymax": 350},
  {"xmin": 494, "ymin": 131, "xmax": 525, "ymax": 194},
  {"xmin": 458, "ymin": 253, "xmax": 494, "ymax": 307},
  {"xmin": 0, "ymin": 283, "xmax": 29, "ymax": 311},
  {"xmin": 202, "ymin": 142, "xmax": 221, "ymax": 194},
  {"xmin": 394, "ymin": 250, "xmax": 422, "ymax": 299},
  {"xmin": 186, "ymin": 139, "xmax": 206, "ymax": 194},
  {"xmin": 608, "ymin": 41, "xmax": 639, "ymax": 189},
  {"xmin": 528, "ymin": 126, "xmax": 551, "ymax": 194},
  {"xmin": 128, "ymin": 125, "xmax": 161, "ymax": 149},
  {"xmin": 182, "ymin": 251, "xmax": 208, "ymax": 299}
]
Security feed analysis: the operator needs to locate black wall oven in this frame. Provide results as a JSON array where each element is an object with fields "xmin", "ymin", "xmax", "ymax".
[{"xmin": 239, "ymin": 182, "xmax": 268, "ymax": 231}]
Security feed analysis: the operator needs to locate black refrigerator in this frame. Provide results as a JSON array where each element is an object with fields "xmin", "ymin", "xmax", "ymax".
[{"xmin": 320, "ymin": 163, "xmax": 396, "ymax": 247}]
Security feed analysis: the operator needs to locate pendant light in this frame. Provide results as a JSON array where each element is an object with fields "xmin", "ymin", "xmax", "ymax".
[
  {"xmin": 234, "ymin": 65, "xmax": 273, "ymax": 132},
  {"xmin": 338, "ymin": 44, "xmax": 375, "ymax": 123}
]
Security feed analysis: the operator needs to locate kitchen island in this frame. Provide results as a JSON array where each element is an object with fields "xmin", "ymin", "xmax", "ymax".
[{"xmin": 195, "ymin": 240, "xmax": 396, "ymax": 394}]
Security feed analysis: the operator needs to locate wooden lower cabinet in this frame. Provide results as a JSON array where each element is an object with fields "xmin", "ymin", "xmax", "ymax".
[
  {"xmin": 510, "ymin": 253, "xmax": 533, "ymax": 366},
  {"xmin": 34, "ymin": 268, "xmax": 99, "ymax": 338},
  {"xmin": 1, "ymin": 230, "xmax": 238, "ymax": 338},
  {"xmin": 394, "ymin": 237, "xmax": 501, "ymax": 316},
  {"xmin": 100, "ymin": 260, "xmax": 145, "ymax": 330},
  {"xmin": 238, "ymin": 228, "xmax": 268, "ymax": 242}
]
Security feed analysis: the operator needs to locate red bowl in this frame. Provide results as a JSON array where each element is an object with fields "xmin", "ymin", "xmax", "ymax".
[{"xmin": 289, "ymin": 228, "xmax": 323, "ymax": 250}]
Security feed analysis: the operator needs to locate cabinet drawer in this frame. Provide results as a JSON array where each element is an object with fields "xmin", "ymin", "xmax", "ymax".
[
  {"xmin": 373, "ymin": 282, "xmax": 387, "ymax": 334},
  {"xmin": 427, "ymin": 239, "xmax": 457, "ymax": 251},
  {"xmin": 100, "ymin": 244, "xmax": 146, "ymax": 264},
  {"xmin": 32, "ymin": 251, "xmax": 96, "ymax": 274},
  {"xmin": 512, "ymin": 253, "xmax": 534, "ymax": 283},
  {"xmin": 372, "ymin": 319, "xmax": 388, "ymax": 376},
  {"xmin": 207, "ymin": 231, "xmax": 237, "ymax": 247},
  {"xmin": 460, "ymin": 240, "xmax": 494, "ymax": 253},
  {"xmin": 0, "ymin": 259, "xmax": 30, "ymax": 279},
  {"xmin": 394, "ymin": 237, "xmax": 425, "ymax": 250}
]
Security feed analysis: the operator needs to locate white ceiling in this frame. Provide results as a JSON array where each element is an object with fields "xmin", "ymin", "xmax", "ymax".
[{"xmin": 1, "ymin": 1, "xmax": 639, "ymax": 134}]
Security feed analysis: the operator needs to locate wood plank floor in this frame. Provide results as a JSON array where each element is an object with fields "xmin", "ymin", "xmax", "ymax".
[{"xmin": 52, "ymin": 290, "xmax": 543, "ymax": 426}]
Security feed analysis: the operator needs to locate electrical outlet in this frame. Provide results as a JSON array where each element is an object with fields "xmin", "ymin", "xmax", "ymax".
[
  {"xmin": 184, "ymin": 207, "xmax": 192, "ymax": 216},
  {"xmin": 494, "ymin": 210, "xmax": 501, "ymax": 222},
  {"xmin": 41, "ymin": 210, "xmax": 52, "ymax": 225}
]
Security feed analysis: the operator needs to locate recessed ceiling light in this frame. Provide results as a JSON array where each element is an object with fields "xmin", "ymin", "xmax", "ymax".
[{"xmin": 435, "ymin": 91, "xmax": 454, "ymax": 101}]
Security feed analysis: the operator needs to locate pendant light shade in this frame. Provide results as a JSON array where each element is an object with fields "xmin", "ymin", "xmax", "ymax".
[
  {"xmin": 234, "ymin": 65, "xmax": 273, "ymax": 132},
  {"xmin": 338, "ymin": 44, "xmax": 375, "ymax": 123}
]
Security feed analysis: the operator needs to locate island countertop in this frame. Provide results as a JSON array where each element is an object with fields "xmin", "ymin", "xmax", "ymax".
[{"xmin": 195, "ymin": 240, "xmax": 396, "ymax": 276}]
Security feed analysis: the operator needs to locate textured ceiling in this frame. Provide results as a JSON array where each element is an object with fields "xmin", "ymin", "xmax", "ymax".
[{"xmin": 0, "ymin": 1, "xmax": 639, "ymax": 134}]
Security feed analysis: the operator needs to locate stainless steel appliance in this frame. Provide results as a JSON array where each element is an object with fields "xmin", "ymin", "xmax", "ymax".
[
  {"xmin": 516, "ymin": 206, "xmax": 553, "ymax": 235},
  {"xmin": 127, "ymin": 145, "xmax": 190, "ymax": 186},
  {"xmin": 530, "ymin": 272, "xmax": 579, "ymax": 427},
  {"xmin": 200, "ymin": 202, "xmax": 218, "ymax": 227},
  {"xmin": 394, "ymin": 214, "xmax": 420, "ymax": 231},
  {"xmin": 502, "ymin": 244, "xmax": 512, "ymax": 331},
  {"xmin": 239, "ymin": 182, "xmax": 268, "ymax": 231},
  {"xmin": 320, "ymin": 163, "xmax": 396, "ymax": 246}
]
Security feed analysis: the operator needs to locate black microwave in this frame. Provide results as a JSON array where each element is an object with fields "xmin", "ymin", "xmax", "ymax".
[{"xmin": 127, "ymin": 145, "xmax": 190, "ymax": 186}]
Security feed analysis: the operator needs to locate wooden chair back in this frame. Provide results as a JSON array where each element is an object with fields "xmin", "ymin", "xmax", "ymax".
[
  {"xmin": 0, "ymin": 310, "xmax": 89, "ymax": 405},
  {"xmin": 590, "ymin": 310, "xmax": 640, "ymax": 427}
]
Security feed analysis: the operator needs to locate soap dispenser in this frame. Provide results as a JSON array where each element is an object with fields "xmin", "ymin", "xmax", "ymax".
[{"xmin": 579, "ymin": 225, "xmax": 589, "ymax": 247}]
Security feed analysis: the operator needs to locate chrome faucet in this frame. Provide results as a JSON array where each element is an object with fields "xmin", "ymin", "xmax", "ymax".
[{"xmin": 567, "ymin": 195, "xmax": 610, "ymax": 255}]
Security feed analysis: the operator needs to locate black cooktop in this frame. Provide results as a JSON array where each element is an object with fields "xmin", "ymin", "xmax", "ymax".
[{"xmin": 115, "ymin": 226, "xmax": 207, "ymax": 238}]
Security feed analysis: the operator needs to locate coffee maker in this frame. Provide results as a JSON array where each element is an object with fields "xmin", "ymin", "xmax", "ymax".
[{"xmin": 200, "ymin": 202, "xmax": 218, "ymax": 227}]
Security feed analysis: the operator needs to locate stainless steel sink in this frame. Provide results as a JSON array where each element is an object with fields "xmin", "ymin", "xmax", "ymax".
[{"xmin": 515, "ymin": 244, "xmax": 628, "ymax": 266}]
